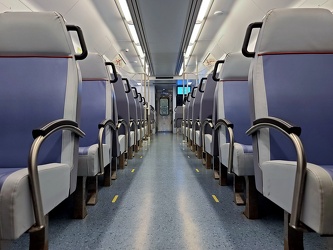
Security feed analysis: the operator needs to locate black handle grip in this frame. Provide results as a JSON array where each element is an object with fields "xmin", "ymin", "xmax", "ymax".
[
  {"xmin": 183, "ymin": 95, "xmax": 187, "ymax": 104},
  {"xmin": 105, "ymin": 62, "xmax": 118, "ymax": 83},
  {"xmin": 212, "ymin": 60, "xmax": 224, "ymax": 81},
  {"xmin": 138, "ymin": 93, "xmax": 143, "ymax": 102},
  {"xmin": 242, "ymin": 22, "xmax": 262, "ymax": 58},
  {"xmin": 131, "ymin": 87, "xmax": 138, "ymax": 98},
  {"xmin": 142, "ymin": 97, "xmax": 146, "ymax": 105},
  {"xmin": 191, "ymin": 87, "xmax": 198, "ymax": 98},
  {"xmin": 123, "ymin": 78, "xmax": 131, "ymax": 93},
  {"xmin": 199, "ymin": 78, "xmax": 207, "ymax": 93},
  {"xmin": 186, "ymin": 93, "xmax": 190, "ymax": 102},
  {"xmin": 66, "ymin": 25, "xmax": 88, "ymax": 61}
]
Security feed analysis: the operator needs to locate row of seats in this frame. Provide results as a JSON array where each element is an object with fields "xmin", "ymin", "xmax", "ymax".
[
  {"xmin": 0, "ymin": 11, "xmax": 153, "ymax": 249},
  {"xmin": 181, "ymin": 7, "xmax": 333, "ymax": 249}
]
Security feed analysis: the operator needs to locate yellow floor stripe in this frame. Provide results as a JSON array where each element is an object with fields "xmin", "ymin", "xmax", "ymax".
[
  {"xmin": 195, "ymin": 169, "xmax": 199, "ymax": 172},
  {"xmin": 131, "ymin": 169, "xmax": 135, "ymax": 173},
  {"xmin": 112, "ymin": 195, "xmax": 119, "ymax": 203},
  {"xmin": 212, "ymin": 195, "xmax": 219, "ymax": 203}
]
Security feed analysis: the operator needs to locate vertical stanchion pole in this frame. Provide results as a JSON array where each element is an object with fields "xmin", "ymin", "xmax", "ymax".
[
  {"xmin": 182, "ymin": 53, "xmax": 185, "ymax": 138},
  {"xmin": 147, "ymin": 71, "xmax": 151, "ymax": 141},
  {"xmin": 143, "ymin": 59, "xmax": 146, "ymax": 140}
]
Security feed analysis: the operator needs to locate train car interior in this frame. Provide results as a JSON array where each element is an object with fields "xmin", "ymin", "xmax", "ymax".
[{"xmin": 1, "ymin": 0, "xmax": 333, "ymax": 249}]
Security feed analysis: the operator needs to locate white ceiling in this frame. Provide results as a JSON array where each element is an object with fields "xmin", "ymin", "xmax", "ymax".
[{"xmin": 1, "ymin": 0, "xmax": 333, "ymax": 87}]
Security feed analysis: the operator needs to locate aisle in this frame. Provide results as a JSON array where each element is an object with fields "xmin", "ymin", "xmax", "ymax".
[{"xmin": 12, "ymin": 133, "xmax": 328, "ymax": 249}]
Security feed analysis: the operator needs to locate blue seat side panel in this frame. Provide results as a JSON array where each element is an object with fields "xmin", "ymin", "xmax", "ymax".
[
  {"xmin": 223, "ymin": 80, "xmax": 252, "ymax": 145},
  {"xmin": 79, "ymin": 80, "xmax": 106, "ymax": 146},
  {"xmin": 0, "ymin": 58, "xmax": 67, "ymax": 168},
  {"xmin": 263, "ymin": 54, "xmax": 333, "ymax": 164}
]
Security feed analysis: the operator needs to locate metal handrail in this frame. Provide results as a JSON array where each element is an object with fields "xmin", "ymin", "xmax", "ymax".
[
  {"xmin": 246, "ymin": 121, "xmax": 306, "ymax": 230},
  {"xmin": 215, "ymin": 119, "xmax": 234, "ymax": 173},
  {"xmin": 98, "ymin": 120, "xmax": 117, "ymax": 175},
  {"xmin": 29, "ymin": 120, "xmax": 85, "ymax": 231},
  {"xmin": 201, "ymin": 119, "xmax": 214, "ymax": 154},
  {"xmin": 117, "ymin": 119, "xmax": 129, "ymax": 154}
]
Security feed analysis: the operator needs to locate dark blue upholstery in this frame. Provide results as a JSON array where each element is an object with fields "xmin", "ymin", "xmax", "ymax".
[
  {"xmin": 174, "ymin": 107, "xmax": 183, "ymax": 128},
  {"xmin": 192, "ymin": 87, "xmax": 204, "ymax": 122},
  {"xmin": 200, "ymin": 75, "xmax": 217, "ymax": 154},
  {"xmin": 263, "ymin": 54, "xmax": 333, "ymax": 164},
  {"xmin": 113, "ymin": 75, "xmax": 129, "ymax": 135},
  {"xmin": 223, "ymin": 80, "xmax": 252, "ymax": 145},
  {"xmin": 0, "ymin": 58, "xmax": 67, "ymax": 168},
  {"xmin": 79, "ymin": 80, "xmax": 106, "ymax": 146},
  {"xmin": 200, "ymin": 75, "xmax": 216, "ymax": 125},
  {"xmin": 127, "ymin": 87, "xmax": 137, "ymax": 121},
  {"xmin": 186, "ymin": 96, "xmax": 190, "ymax": 121}
]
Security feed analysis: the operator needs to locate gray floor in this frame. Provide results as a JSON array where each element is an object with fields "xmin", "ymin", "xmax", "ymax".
[{"xmin": 12, "ymin": 133, "xmax": 330, "ymax": 249}]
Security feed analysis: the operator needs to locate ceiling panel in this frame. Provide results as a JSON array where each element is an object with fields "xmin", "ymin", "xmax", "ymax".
[
  {"xmin": 136, "ymin": 0, "xmax": 192, "ymax": 76},
  {"xmin": 27, "ymin": 0, "xmax": 79, "ymax": 14}
]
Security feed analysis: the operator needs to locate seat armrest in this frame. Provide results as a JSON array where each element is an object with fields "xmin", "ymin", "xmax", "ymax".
[
  {"xmin": 29, "ymin": 119, "xmax": 85, "ymax": 232},
  {"xmin": 214, "ymin": 118, "xmax": 234, "ymax": 130},
  {"xmin": 214, "ymin": 118, "xmax": 235, "ymax": 173},
  {"xmin": 32, "ymin": 119, "xmax": 84, "ymax": 138},
  {"xmin": 97, "ymin": 119, "xmax": 117, "ymax": 175},
  {"xmin": 99, "ymin": 119, "xmax": 117, "ymax": 130},
  {"xmin": 247, "ymin": 116, "xmax": 301, "ymax": 136},
  {"xmin": 201, "ymin": 119, "xmax": 215, "ymax": 154},
  {"xmin": 116, "ymin": 119, "xmax": 129, "ymax": 153},
  {"xmin": 246, "ymin": 116, "xmax": 306, "ymax": 230}
]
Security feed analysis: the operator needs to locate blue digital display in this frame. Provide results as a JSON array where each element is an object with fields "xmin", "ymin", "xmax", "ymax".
[{"xmin": 177, "ymin": 86, "xmax": 191, "ymax": 95}]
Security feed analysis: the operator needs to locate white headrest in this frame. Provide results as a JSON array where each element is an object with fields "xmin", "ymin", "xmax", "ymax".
[
  {"xmin": 256, "ymin": 8, "xmax": 333, "ymax": 54},
  {"xmin": 220, "ymin": 52, "xmax": 251, "ymax": 80},
  {"xmin": 0, "ymin": 12, "xmax": 75, "ymax": 56},
  {"xmin": 79, "ymin": 53, "xmax": 109, "ymax": 80}
]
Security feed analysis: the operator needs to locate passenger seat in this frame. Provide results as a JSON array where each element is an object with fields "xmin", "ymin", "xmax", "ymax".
[{"xmin": 0, "ymin": 11, "xmax": 86, "ymax": 248}]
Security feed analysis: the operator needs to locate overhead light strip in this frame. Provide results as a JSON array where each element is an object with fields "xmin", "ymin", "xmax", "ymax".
[
  {"xmin": 181, "ymin": 0, "xmax": 212, "ymax": 74},
  {"xmin": 119, "ymin": 0, "xmax": 132, "ymax": 23},
  {"xmin": 118, "ymin": 0, "xmax": 146, "ymax": 71}
]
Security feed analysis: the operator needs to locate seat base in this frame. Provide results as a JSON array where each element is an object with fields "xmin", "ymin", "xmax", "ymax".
[
  {"xmin": 0, "ymin": 165, "xmax": 70, "ymax": 240},
  {"xmin": 244, "ymin": 176, "xmax": 259, "ymax": 219},
  {"xmin": 73, "ymin": 176, "xmax": 88, "ymax": 219},
  {"xmin": 29, "ymin": 214, "xmax": 49, "ymax": 250},
  {"xmin": 262, "ymin": 161, "xmax": 333, "ymax": 234},
  {"xmin": 284, "ymin": 211, "xmax": 304, "ymax": 250}
]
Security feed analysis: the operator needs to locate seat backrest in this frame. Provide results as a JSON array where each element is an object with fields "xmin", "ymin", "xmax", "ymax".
[
  {"xmin": 138, "ymin": 93, "xmax": 144, "ymax": 122},
  {"xmin": 188, "ymin": 88, "xmax": 197, "ymax": 123},
  {"xmin": 0, "ymin": 11, "xmax": 83, "ymax": 192},
  {"xmin": 126, "ymin": 81, "xmax": 138, "ymax": 123},
  {"xmin": 200, "ymin": 74, "xmax": 218, "ymax": 153},
  {"xmin": 192, "ymin": 79, "xmax": 206, "ymax": 124},
  {"xmin": 217, "ymin": 52, "xmax": 252, "ymax": 146},
  {"xmin": 78, "ymin": 53, "xmax": 112, "ymax": 147},
  {"xmin": 200, "ymin": 74, "xmax": 217, "ymax": 124},
  {"xmin": 174, "ymin": 106, "xmax": 183, "ymax": 128},
  {"xmin": 112, "ymin": 74, "xmax": 130, "ymax": 134},
  {"xmin": 184, "ymin": 94, "xmax": 190, "ymax": 123},
  {"xmin": 132, "ymin": 88, "xmax": 141, "ymax": 126},
  {"xmin": 247, "ymin": 8, "xmax": 333, "ymax": 192}
]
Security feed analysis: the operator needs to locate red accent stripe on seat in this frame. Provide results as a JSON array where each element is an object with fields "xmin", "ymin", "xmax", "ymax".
[
  {"xmin": 0, "ymin": 55, "xmax": 72, "ymax": 58},
  {"xmin": 258, "ymin": 51, "xmax": 333, "ymax": 56}
]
